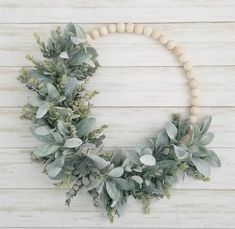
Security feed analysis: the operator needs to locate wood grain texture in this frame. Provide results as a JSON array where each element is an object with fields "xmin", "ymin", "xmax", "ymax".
[
  {"xmin": 0, "ymin": 0, "xmax": 235, "ymax": 23},
  {"xmin": 0, "ymin": 189, "xmax": 235, "ymax": 228},
  {"xmin": 0, "ymin": 23, "xmax": 235, "ymax": 67},
  {"xmin": 0, "ymin": 0, "xmax": 234, "ymax": 228}
]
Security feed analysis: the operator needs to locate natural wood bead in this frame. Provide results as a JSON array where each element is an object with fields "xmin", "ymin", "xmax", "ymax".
[
  {"xmin": 116, "ymin": 23, "xmax": 125, "ymax": 33},
  {"xmin": 189, "ymin": 79, "xmax": 199, "ymax": 89},
  {"xmin": 166, "ymin": 40, "xmax": 176, "ymax": 50},
  {"xmin": 191, "ymin": 88, "xmax": 200, "ymax": 97},
  {"xmin": 178, "ymin": 54, "xmax": 187, "ymax": 64},
  {"xmin": 159, "ymin": 34, "xmax": 168, "ymax": 45},
  {"xmin": 134, "ymin": 24, "xmax": 144, "ymax": 34},
  {"xmin": 99, "ymin": 26, "xmax": 108, "ymax": 36},
  {"xmin": 90, "ymin": 29, "xmax": 100, "ymax": 39},
  {"xmin": 126, "ymin": 23, "xmax": 135, "ymax": 33},
  {"xmin": 184, "ymin": 62, "xmax": 193, "ymax": 71},
  {"xmin": 151, "ymin": 30, "xmax": 161, "ymax": 40},
  {"xmin": 190, "ymin": 106, "xmax": 200, "ymax": 116},
  {"xmin": 191, "ymin": 96, "xmax": 200, "ymax": 106},
  {"xmin": 86, "ymin": 34, "xmax": 92, "ymax": 43},
  {"xmin": 186, "ymin": 70, "xmax": 196, "ymax": 80},
  {"xmin": 108, "ymin": 24, "xmax": 116, "ymax": 33},
  {"xmin": 173, "ymin": 46, "xmax": 183, "ymax": 56},
  {"xmin": 143, "ymin": 26, "xmax": 153, "ymax": 36},
  {"xmin": 189, "ymin": 115, "xmax": 197, "ymax": 124}
]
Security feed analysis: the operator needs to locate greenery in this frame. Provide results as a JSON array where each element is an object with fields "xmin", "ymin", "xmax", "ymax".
[{"xmin": 18, "ymin": 23, "xmax": 221, "ymax": 222}]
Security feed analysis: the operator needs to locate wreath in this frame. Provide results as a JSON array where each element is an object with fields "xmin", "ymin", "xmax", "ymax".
[{"xmin": 18, "ymin": 23, "xmax": 221, "ymax": 221}]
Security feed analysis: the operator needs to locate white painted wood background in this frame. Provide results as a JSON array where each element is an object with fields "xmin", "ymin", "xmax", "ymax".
[{"xmin": 0, "ymin": 0, "xmax": 235, "ymax": 228}]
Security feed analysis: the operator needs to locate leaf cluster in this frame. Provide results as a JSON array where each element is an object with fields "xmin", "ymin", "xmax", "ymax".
[{"xmin": 18, "ymin": 23, "xmax": 221, "ymax": 222}]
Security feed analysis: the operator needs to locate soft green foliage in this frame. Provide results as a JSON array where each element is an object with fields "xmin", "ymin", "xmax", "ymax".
[{"xmin": 18, "ymin": 23, "xmax": 221, "ymax": 222}]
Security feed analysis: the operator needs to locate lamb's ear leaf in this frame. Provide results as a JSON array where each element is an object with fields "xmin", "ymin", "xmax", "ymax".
[
  {"xmin": 46, "ymin": 156, "xmax": 65, "ymax": 179},
  {"xmin": 65, "ymin": 77, "xmax": 78, "ymax": 98},
  {"xmin": 47, "ymin": 83, "xmax": 60, "ymax": 100},
  {"xmin": 199, "ymin": 132, "xmax": 214, "ymax": 145},
  {"xmin": 173, "ymin": 145, "xmax": 188, "ymax": 160},
  {"xmin": 36, "ymin": 102, "xmax": 50, "ymax": 119},
  {"xmin": 108, "ymin": 167, "xmax": 124, "ymax": 178},
  {"xmin": 64, "ymin": 138, "xmax": 82, "ymax": 148},
  {"xmin": 114, "ymin": 178, "xmax": 134, "ymax": 191},
  {"xmin": 35, "ymin": 125, "xmax": 51, "ymax": 136},
  {"xmin": 207, "ymin": 150, "xmax": 221, "ymax": 167},
  {"xmin": 64, "ymin": 22, "xmax": 77, "ymax": 37},
  {"xmin": 155, "ymin": 132, "xmax": 169, "ymax": 152},
  {"xmin": 87, "ymin": 154, "xmax": 109, "ymax": 169},
  {"xmin": 105, "ymin": 181, "xmax": 119, "ymax": 201},
  {"xmin": 198, "ymin": 116, "xmax": 212, "ymax": 135},
  {"xmin": 165, "ymin": 122, "xmax": 178, "ymax": 140},
  {"xmin": 140, "ymin": 154, "xmax": 156, "ymax": 166},
  {"xmin": 33, "ymin": 144, "xmax": 60, "ymax": 157},
  {"xmin": 191, "ymin": 157, "xmax": 211, "ymax": 177},
  {"xmin": 28, "ymin": 96, "xmax": 43, "ymax": 107},
  {"xmin": 76, "ymin": 25, "xmax": 86, "ymax": 39},
  {"xmin": 130, "ymin": 175, "xmax": 143, "ymax": 184},
  {"xmin": 77, "ymin": 118, "xmax": 96, "ymax": 138},
  {"xmin": 30, "ymin": 125, "xmax": 54, "ymax": 142},
  {"xmin": 59, "ymin": 51, "xmax": 69, "ymax": 59}
]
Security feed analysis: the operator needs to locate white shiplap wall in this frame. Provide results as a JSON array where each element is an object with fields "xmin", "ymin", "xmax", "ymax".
[{"xmin": 0, "ymin": 0, "xmax": 235, "ymax": 228}]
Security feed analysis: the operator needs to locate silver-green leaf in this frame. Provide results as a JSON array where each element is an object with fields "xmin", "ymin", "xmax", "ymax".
[
  {"xmin": 36, "ymin": 102, "xmax": 50, "ymax": 119},
  {"xmin": 106, "ymin": 181, "xmax": 119, "ymax": 201},
  {"xmin": 199, "ymin": 132, "xmax": 214, "ymax": 145},
  {"xmin": 140, "ymin": 154, "xmax": 156, "ymax": 166},
  {"xmin": 35, "ymin": 125, "xmax": 51, "ymax": 136},
  {"xmin": 108, "ymin": 167, "xmax": 124, "ymax": 178},
  {"xmin": 46, "ymin": 156, "xmax": 65, "ymax": 178},
  {"xmin": 33, "ymin": 144, "xmax": 60, "ymax": 157},
  {"xmin": 165, "ymin": 122, "xmax": 178, "ymax": 140},
  {"xmin": 77, "ymin": 118, "xmax": 96, "ymax": 137},
  {"xmin": 191, "ymin": 157, "xmax": 211, "ymax": 177},
  {"xmin": 64, "ymin": 137, "xmax": 82, "ymax": 148},
  {"xmin": 173, "ymin": 145, "xmax": 188, "ymax": 160}
]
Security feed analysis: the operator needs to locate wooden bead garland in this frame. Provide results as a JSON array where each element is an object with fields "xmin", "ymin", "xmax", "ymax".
[{"xmin": 86, "ymin": 23, "xmax": 200, "ymax": 124}]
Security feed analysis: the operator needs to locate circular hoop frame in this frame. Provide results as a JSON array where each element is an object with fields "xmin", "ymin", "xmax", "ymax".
[{"xmin": 86, "ymin": 23, "xmax": 200, "ymax": 124}]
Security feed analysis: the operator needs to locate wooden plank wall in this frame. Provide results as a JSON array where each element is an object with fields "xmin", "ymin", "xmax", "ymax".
[{"xmin": 0, "ymin": 0, "xmax": 234, "ymax": 228}]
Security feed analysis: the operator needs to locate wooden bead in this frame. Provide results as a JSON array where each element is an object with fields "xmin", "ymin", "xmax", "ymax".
[
  {"xmin": 86, "ymin": 34, "xmax": 92, "ymax": 43},
  {"xmin": 166, "ymin": 40, "xmax": 176, "ymax": 50},
  {"xmin": 108, "ymin": 24, "xmax": 116, "ymax": 33},
  {"xmin": 173, "ymin": 46, "xmax": 183, "ymax": 56},
  {"xmin": 126, "ymin": 23, "xmax": 135, "ymax": 33},
  {"xmin": 186, "ymin": 70, "xmax": 196, "ymax": 80},
  {"xmin": 191, "ymin": 88, "xmax": 200, "ymax": 97},
  {"xmin": 116, "ymin": 23, "xmax": 125, "ymax": 33},
  {"xmin": 159, "ymin": 34, "xmax": 168, "ymax": 45},
  {"xmin": 190, "ymin": 106, "xmax": 200, "ymax": 116},
  {"xmin": 134, "ymin": 24, "xmax": 144, "ymax": 34},
  {"xmin": 184, "ymin": 62, "xmax": 193, "ymax": 71},
  {"xmin": 143, "ymin": 26, "xmax": 153, "ymax": 36},
  {"xmin": 90, "ymin": 29, "xmax": 100, "ymax": 39},
  {"xmin": 189, "ymin": 79, "xmax": 198, "ymax": 89},
  {"xmin": 191, "ymin": 96, "xmax": 200, "ymax": 106},
  {"xmin": 99, "ymin": 26, "xmax": 108, "ymax": 36},
  {"xmin": 189, "ymin": 115, "xmax": 197, "ymax": 124},
  {"xmin": 151, "ymin": 30, "xmax": 161, "ymax": 40},
  {"xmin": 178, "ymin": 54, "xmax": 187, "ymax": 64}
]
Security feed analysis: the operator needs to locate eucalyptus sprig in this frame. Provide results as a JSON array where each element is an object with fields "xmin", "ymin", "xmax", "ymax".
[{"xmin": 19, "ymin": 23, "xmax": 221, "ymax": 222}]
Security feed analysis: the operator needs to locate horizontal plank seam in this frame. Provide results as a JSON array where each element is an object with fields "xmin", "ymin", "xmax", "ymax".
[
  {"xmin": 3, "ymin": 106, "xmax": 235, "ymax": 109},
  {"xmin": 0, "ymin": 21, "xmax": 235, "ymax": 24},
  {"xmin": 0, "ymin": 188, "xmax": 233, "ymax": 191},
  {"xmin": 2, "ymin": 65, "xmax": 235, "ymax": 68}
]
